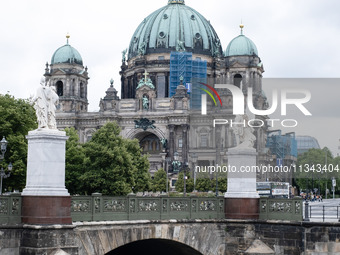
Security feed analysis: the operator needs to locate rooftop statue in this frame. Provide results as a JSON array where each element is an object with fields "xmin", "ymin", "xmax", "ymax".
[
  {"xmin": 136, "ymin": 70, "xmax": 155, "ymax": 90},
  {"xmin": 121, "ymin": 48, "xmax": 127, "ymax": 63},
  {"xmin": 32, "ymin": 77, "xmax": 59, "ymax": 129}
]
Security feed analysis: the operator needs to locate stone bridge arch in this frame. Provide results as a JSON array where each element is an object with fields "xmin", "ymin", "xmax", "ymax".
[{"xmin": 75, "ymin": 221, "xmax": 226, "ymax": 255}]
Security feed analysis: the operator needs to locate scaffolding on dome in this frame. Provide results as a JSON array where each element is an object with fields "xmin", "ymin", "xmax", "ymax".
[{"xmin": 169, "ymin": 52, "xmax": 207, "ymax": 108}]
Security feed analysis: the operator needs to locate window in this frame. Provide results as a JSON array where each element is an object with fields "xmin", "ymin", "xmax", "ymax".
[
  {"xmin": 196, "ymin": 57, "xmax": 201, "ymax": 61},
  {"xmin": 201, "ymin": 134, "xmax": 208, "ymax": 147},
  {"xmin": 56, "ymin": 81, "xmax": 63, "ymax": 96},
  {"xmin": 234, "ymin": 74, "xmax": 242, "ymax": 88},
  {"xmin": 178, "ymin": 139, "xmax": 183, "ymax": 148},
  {"xmin": 158, "ymin": 56, "xmax": 165, "ymax": 60},
  {"xmin": 80, "ymin": 82, "xmax": 84, "ymax": 98}
]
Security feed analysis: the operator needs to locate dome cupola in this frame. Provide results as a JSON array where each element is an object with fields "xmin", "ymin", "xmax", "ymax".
[
  {"xmin": 51, "ymin": 34, "xmax": 83, "ymax": 65},
  {"xmin": 225, "ymin": 25, "xmax": 258, "ymax": 57},
  {"xmin": 128, "ymin": 0, "xmax": 222, "ymax": 59}
]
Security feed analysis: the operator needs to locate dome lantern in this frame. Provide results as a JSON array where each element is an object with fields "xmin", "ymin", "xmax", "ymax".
[{"xmin": 168, "ymin": 0, "xmax": 185, "ymax": 4}]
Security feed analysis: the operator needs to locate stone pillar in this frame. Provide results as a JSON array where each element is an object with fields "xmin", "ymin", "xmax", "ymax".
[
  {"xmin": 22, "ymin": 129, "xmax": 71, "ymax": 224},
  {"xmin": 169, "ymin": 124, "xmax": 175, "ymax": 160},
  {"xmin": 181, "ymin": 124, "xmax": 189, "ymax": 162},
  {"xmin": 224, "ymin": 147, "xmax": 259, "ymax": 219}
]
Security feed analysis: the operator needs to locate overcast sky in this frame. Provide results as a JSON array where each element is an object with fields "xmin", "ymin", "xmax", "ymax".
[{"xmin": 0, "ymin": 0, "xmax": 339, "ymax": 155}]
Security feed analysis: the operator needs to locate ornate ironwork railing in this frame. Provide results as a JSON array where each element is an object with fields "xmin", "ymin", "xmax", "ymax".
[
  {"xmin": 259, "ymin": 197, "xmax": 303, "ymax": 221},
  {"xmin": 71, "ymin": 194, "xmax": 225, "ymax": 222},
  {"xmin": 0, "ymin": 194, "xmax": 22, "ymax": 225}
]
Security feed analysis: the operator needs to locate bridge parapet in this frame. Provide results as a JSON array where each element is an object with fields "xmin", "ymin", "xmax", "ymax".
[
  {"xmin": 71, "ymin": 193, "xmax": 225, "ymax": 222},
  {"xmin": 259, "ymin": 197, "xmax": 303, "ymax": 221},
  {"xmin": 0, "ymin": 193, "xmax": 21, "ymax": 225}
]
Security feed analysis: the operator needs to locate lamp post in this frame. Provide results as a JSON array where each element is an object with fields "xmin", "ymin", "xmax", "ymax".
[
  {"xmin": 173, "ymin": 151, "xmax": 188, "ymax": 196},
  {"xmin": 191, "ymin": 153, "xmax": 198, "ymax": 192},
  {"xmin": 0, "ymin": 137, "xmax": 13, "ymax": 195},
  {"xmin": 165, "ymin": 156, "xmax": 172, "ymax": 195}
]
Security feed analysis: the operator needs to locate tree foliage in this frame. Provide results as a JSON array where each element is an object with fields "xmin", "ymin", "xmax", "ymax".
[
  {"xmin": 77, "ymin": 122, "xmax": 151, "ymax": 195},
  {"xmin": 295, "ymin": 148, "xmax": 339, "ymax": 195},
  {"xmin": 65, "ymin": 127, "xmax": 85, "ymax": 194},
  {"xmin": 151, "ymin": 168, "xmax": 168, "ymax": 192},
  {"xmin": 0, "ymin": 94, "xmax": 37, "ymax": 192}
]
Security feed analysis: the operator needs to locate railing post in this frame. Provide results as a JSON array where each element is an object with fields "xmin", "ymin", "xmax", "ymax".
[
  {"xmin": 91, "ymin": 193, "xmax": 102, "ymax": 221},
  {"xmin": 323, "ymin": 205, "xmax": 325, "ymax": 222},
  {"xmin": 304, "ymin": 201, "xmax": 309, "ymax": 221}
]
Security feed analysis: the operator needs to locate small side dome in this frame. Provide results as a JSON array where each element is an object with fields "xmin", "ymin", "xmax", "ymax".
[
  {"xmin": 51, "ymin": 35, "xmax": 83, "ymax": 65},
  {"xmin": 225, "ymin": 25, "xmax": 258, "ymax": 57}
]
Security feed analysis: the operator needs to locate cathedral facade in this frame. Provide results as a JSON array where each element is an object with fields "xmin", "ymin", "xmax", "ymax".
[{"xmin": 50, "ymin": 0, "xmax": 269, "ymax": 177}]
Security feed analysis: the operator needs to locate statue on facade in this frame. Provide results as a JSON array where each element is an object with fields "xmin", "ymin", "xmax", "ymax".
[
  {"xmin": 176, "ymin": 40, "xmax": 186, "ymax": 52},
  {"xmin": 213, "ymin": 38, "xmax": 221, "ymax": 57},
  {"xmin": 142, "ymin": 95, "xmax": 149, "ymax": 110},
  {"xmin": 121, "ymin": 49, "xmax": 127, "ymax": 63},
  {"xmin": 232, "ymin": 114, "xmax": 256, "ymax": 149},
  {"xmin": 138, "ymin": 41, "xmax": 147, "ymax": 56},
  {"xmin": 136, "ymin": 77, "xmax": 155, "ymax": 90},
  {"xmin": 32, "ymin": 78, "xmax": 59, "ymax": 129},
  {"xmin": 160, "ymin": 138, "xmax": 168, "ymax": 149}
]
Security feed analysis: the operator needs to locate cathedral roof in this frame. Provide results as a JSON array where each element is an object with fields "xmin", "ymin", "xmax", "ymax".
[
  {"xmin": 225, "ymin": 25, "xmax": 258, "ymax": 57},
  {"xmin": 51, "ymin": 35, "xmax": 83, "ymax": 65},
  {"xmin": 128, "ymin": 0, "xmax": 222, "ymax": 59}
]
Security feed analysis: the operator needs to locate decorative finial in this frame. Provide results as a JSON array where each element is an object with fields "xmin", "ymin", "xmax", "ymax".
[
  {"xmin": 240, "ymin": 23, "xmax": 244, "ymax": 35},
  {"xmin": 110, "ymin": 78, "xmax": 114, "ymax": 87},
  {"xmin": 66, "ymin": 33, "xmax": 70, "ymax": 44},
  {"xmin": 179, "ymin": 76, "xmax": 184, "ymax": 85}
]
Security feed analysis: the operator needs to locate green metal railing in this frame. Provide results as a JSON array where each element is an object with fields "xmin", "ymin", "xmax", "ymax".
[
  {"xmin": 71, "ymin": 193, "xmax": 225, "ymax": 222},
  {"xmin": 259, "ymin": 197, "xmax": 303, "ymax": 221},
  {"xmin": 0, "ymin": 194, "xmax": 22, "ymax": 225}
]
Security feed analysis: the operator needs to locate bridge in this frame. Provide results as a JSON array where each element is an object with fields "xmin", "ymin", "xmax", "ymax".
[{"xmin": 1, "ymin": 194, "xmax": 340, "ymax": 255}]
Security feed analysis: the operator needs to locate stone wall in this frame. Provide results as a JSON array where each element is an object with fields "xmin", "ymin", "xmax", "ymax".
[{"xmin": 1, "ymin": 220, "xmax": 340, "ymax": 254}]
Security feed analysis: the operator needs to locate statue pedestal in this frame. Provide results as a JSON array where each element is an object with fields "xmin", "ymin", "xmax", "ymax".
[
  {"xmin": 22, "ymin": 129, "xmax": 71, "ymax": 224},
  {"xmin": 224, "ymin": 147, "xmax": 259, "ymax": 219}
]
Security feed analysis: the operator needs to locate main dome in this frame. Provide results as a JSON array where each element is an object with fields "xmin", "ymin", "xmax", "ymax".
[
  {"xmin": 51, "ymin": 43, "xmax": 83, "ymax": 65},
  {"xmin": 128, "ymin": 0, "xmax": 222, "ymax": 59}
]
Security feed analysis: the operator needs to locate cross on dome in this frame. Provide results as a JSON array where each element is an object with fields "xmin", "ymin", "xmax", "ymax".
[{"xmin": 143, "ymin": 70, "xmax": 149, "ymax": 81}]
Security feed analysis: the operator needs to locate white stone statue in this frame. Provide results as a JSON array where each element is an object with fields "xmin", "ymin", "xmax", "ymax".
[
  {"xmin": 32, "ymin": 78, "xmax": 59, "ymax": 129},
  {"xmin": 232, "ymin": 114, "xmax": 256, "ymax": 149}
]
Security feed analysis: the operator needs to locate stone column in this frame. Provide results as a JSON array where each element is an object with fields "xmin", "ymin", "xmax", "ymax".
[
  {"xmin": 181, "ymin": 124, "xmax": 189, "ymax": 162},
  {"xmin": 224, "ymin": 147, "xmax": 259, "ymax": 219},
  {"xmin": 168, "ymin": 125, "xmax": 175, "ymax": 160},
  {"xmin": 22, "ymin": 129, "xmax": 71, "ymax": 224}
]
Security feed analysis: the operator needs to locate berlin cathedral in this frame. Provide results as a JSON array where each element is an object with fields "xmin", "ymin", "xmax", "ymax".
[{"xmin": 46, "ymin": 0, "xmax": 271, "ymax": 179}]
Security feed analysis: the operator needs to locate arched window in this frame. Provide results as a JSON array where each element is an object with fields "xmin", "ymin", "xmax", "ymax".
[
  {"xmin": 80, "ymin": 82, "xmax": 84, "ymax": 98},
  {"xmin": 56, "ymin": 81, "xmax": 63, "ymax": 96},
  {"xmin": 233, "ymin": 74, "xmax": 242, "ymax": 88},
  {"xmin": 140, "ymin": 134, "xmax": 160, "ymax": 154}
]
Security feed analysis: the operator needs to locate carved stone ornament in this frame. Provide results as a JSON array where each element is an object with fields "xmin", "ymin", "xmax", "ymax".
[{"xmin": 134, "ymin": 118, "xmax": 156, "ymax": 131}]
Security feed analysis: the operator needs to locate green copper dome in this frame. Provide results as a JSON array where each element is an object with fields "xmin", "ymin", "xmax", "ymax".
[
  {"xmin": 128, "ymin": 1, "xmax": 222, "ymax": 59},
  {"xmin": 51, "ymin": 42, "xmax": 83, "ymax": 65},
  {"xmin": 225, "ymin": 28, "xmax": 258, "ymax": 57}
]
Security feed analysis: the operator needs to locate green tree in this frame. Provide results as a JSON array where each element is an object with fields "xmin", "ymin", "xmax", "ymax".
[
  {"xmin": 175, "ymin": 172, "xmax": 194, "ymax": 193},
  {"xmin": 152, "ymin": 168, "xmax": 168, "ymax": 192},
  {"xmin": 295, "ymin": 147, "xmax": 336, "ymax": 195},
  {"xmin": 79, "ymin": 122, "xmax": 151, "ymax": 195},
  {"xmin": 65, "ymin": 127, "xmax": 85, "ymax": 195},
  {"xmin": 196, "ymin": 177, "xmax": 213, "ymax": 192},
  {"xmin": 0, "ymin": 94, "xmax": 37, "ymax": 192}
]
